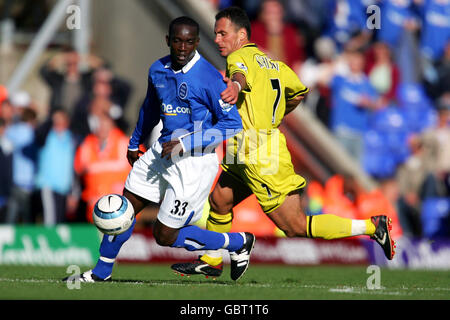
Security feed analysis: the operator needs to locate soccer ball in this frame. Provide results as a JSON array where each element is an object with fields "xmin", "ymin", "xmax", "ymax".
[{"xmin": 93, "ymin": 194, "xmax": 135, "ymax": 235}]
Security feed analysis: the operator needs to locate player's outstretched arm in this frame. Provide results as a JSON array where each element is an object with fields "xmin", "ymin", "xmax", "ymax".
[
  {"xmin": 128, "ymin": 75, "xmax": 159, "ymax": 159},
  {"xmin": 221, "ymin": 73, "xmax": 246, "ymax": 104}
]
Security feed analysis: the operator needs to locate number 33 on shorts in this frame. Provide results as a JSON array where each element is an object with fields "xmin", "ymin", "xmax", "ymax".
[{"xmin": 170, "ymin": 200, "xmax": 189, "ymax": 216}]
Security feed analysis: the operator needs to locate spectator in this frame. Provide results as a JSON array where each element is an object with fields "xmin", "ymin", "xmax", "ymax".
[
  {"xmin": 9, "ymin": 90, "xmax": 34, "ymax": 122},
  {"xmin": 283, "ymin": 0, "xmax": 330, "ymax": 58},
  {"xmin": 0, "ymin": 98, "xmax": 14, "ymax": 127},
  {"xmin": 0, "ymin": 118, "xmax": 13, "ymax": 222},
  {"xmin": 35, "ymin": 108, "xmax": 75, "ymax": 225},
  {"xmin": 250, "ymin": 0, "xmax": 305, "ymax": 71},
  {"xmin": 419, "ymin": 0, "xmax": 450, "ymax": 63},
  {"xmin": 40, "ymin": 47, "xmax": 103, "ymax": 116},
  {"xmin": 329, "ymin": 48, "xmax": 379, "ymax": 163},
  {"xmin": 299, "ymin": 36, "xmax": 347, "ymax": 127},
  {"xmin": 324, "ymin": 0, "xmax": 372, "ymax": 52},
  {"xmin": 91, "ymin": 67, "xmax": 132, "ymax": 111},
  {"xmin": 416, "ymin": 0, "xmax": 450, "ymax": 91},
  {"xmin": 365, "ymin": 42, "xmax": 401, "ymax": 106},
  {"xmin": 73, "ymin": 114, "xmax": 131, "ymax": 222},
  {"xmin": 377, "ymin": 0, "xmax": 419, "ymax": 49},
  {"xmin": 396, "ymin": 134, "xmax": 428, "ymax": 237},
  {"xmin": 5, "ymin": 107, "xmax": 38, "ymax": 223},
  {"xmin": 71, "ymin": 75, "xmax": 128, "ymax": 145},
  {"xmin": 420, "ymin": 93, "xmax": 450, "ymax": 197},
  {"xmin": 425, "ymin": 40, "xmax": 450, "ymax": 100}
]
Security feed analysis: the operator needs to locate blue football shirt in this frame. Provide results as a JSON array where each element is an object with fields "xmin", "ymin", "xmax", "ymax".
[{"xmin": 128, "ymin": 51, "xmax": 242, "ymax": 155}]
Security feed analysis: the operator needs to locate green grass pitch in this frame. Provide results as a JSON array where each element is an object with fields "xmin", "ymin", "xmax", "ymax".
[{"xmin": 0, "ymin": 263, "xmax": 449, "ymax": 300}]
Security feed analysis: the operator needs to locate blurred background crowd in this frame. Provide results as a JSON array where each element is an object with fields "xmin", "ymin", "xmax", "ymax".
[{"xmin": 0, "ymin": 0, "xmax": 449, "ymax": 239}]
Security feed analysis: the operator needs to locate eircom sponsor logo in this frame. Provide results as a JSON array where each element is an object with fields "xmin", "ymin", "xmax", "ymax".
[{"xmin": 161, "ymin": 103, "xmax": 191, "ymax": 116}]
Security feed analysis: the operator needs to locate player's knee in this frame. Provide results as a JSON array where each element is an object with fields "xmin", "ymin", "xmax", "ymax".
[
  {"xmin": 209, "ymin": 193, "xmax": 232, "ymax": 215},
  {"xmin": 153, "ymin": 223, "xmax": 177, "ymax": 247},
  {"xmin": 280, "ymin": 225, "xmax": 307, "ymax": 238},
  {"xmin": 153, "ymin": 231, "xmax": 175, "ymax": 247}
]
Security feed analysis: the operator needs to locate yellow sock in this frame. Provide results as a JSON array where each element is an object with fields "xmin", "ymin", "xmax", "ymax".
[
  {"xmin": 200, "ymin": 211, "xmax": 233, "ymax": 266},
  {"xmin": 206, "ymin": 211, "xmax": 233, "ymax": 233},
  {"xmin": 365, "ymin": 218, "xmax": 376, "ymax": 236},
  {"xmin": 306, "ymin": 214, "xmax": 375, "ymax": 240}
]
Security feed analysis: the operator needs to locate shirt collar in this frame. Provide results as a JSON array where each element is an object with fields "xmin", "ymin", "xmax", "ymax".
[
  {"xmin": 242, "ymin": 43, "xmax": 257, "ymax": 48},
  {"xmin": 164, "ymin": 50, "xmax": 200, "ymax": 74}
]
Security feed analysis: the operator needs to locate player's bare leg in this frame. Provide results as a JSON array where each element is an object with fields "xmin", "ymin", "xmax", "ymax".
[{"xmin": 267, "ymin": 191, "xmax": 307, "ymax": 237}]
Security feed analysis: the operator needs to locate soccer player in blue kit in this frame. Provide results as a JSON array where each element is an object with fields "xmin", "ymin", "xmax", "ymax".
[{"xmin": 64, "ymin": 16, "xmax": 255, "ymax": 282}]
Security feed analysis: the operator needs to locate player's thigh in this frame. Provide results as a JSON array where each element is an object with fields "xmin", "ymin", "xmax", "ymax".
[
  {"xmin": 123, "ymin": 188, "xmax": 154, "ymax": 215},
  {"xmin": 158, "ymin": 154, "xmax": 218, "ymax": 228},
  {"xmin": 267, "ymin": 191, "xmax": 307, "ymax": 238},
  {"xmin": 210, "ymin": 170, "xmax": 252, "ymax": 214},
  {"xmin": 124, "ymin": 147, "xmax": 166, "ymax": 206}
]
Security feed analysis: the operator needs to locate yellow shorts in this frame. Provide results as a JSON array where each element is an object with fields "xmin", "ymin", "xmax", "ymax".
[{"xmin": 221, "ymin": 130, "xmax": 306, "ymax": 213}]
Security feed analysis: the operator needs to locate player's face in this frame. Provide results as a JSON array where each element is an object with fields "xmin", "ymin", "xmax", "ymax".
[
  {"xmin": 167, "ymin": 24, "xmax": 199, "ymax": 70},
  {"xmin": 214, "ymin": 17, "xmax": 245, "ymax": 57}
]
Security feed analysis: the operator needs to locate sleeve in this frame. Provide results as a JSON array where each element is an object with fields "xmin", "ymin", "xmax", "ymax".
[
  {"xmin": 39, "ymin": 61, "xmax": 62, "ymax": 87},
  {"xmin": 179, "ymin": 76, "xmax": 243, "ymax": 153},
  {"xmin": 226, "ymin": 51, "xmax": 252, "ymax": 91},
  {"xmin": 280, "ymin": 62, "xmax": 309, "ymax": 100},
  {"xmin": 127, "ymin": 72, "xmax": 160, "ymax": 150}
]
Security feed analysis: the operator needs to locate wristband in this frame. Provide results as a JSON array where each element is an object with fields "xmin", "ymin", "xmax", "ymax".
[{"xmin": 233, "ymin": 81, "xmax": 242, "ymax": 92}]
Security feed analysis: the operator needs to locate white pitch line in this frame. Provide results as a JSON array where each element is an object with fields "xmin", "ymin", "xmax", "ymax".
[
  {"xmin": 0, "ymin": 278, "xmax": 448, "ymax": 293},
  {"xmin": 328, "ymin": 286, "xmax": 407, "ymax": 296}
]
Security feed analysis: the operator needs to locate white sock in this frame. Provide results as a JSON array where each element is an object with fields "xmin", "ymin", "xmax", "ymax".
[{"xmin": 351, "ymin": 220, "xmax": 367, "ymax": 236}]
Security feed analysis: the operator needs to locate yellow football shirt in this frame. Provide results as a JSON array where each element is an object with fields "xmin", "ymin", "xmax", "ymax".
[
  {"xmin": 226, "ymin": 43, "xmax": 308, "ymax": 130},
  {"xmin": 221, "ymin": 43, "xmax": 308, "ymax": 213}
]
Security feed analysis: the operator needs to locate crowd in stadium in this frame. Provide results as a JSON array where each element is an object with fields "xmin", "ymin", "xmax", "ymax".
[{"xmin": 0, "ymin": 0, "xmax": 449, "ymax": 239}]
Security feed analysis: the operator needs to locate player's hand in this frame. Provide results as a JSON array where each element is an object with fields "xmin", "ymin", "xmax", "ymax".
[
  {"xmin": 127, "ymin": 149, "xmax": 143, "ymax": 166},
  {"xmin": 161, "ymin": 140, "xmax": 183, "ymax": 159},
  {"xmin": 221, "ymin": 76, "xmax": 240, "ymax": 105}
]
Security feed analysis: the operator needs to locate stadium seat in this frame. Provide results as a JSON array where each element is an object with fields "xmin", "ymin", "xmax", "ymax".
[
  {"xmin": 421, "ymin": 197, "xmax": 450, "ymax": 238},
  {"xmin": 400, "ymin": 105, "xmax": 437, "ymax": 134},
  {"xmin": 396, "ymin": 83, "xmax": 437, "ymax": 133},
  {"xmin": 397, "ymin": 83, "xmax": 429, "ymax": 108},
  {"xmin": 370, "ymin": 105, "xmax": 406, "ymax": 133},
  {"xmin": 368, "ymin": 106, "xmax": 411, "ymax": 164},
  {"xmin": 362, "ymin": 130, "xmax": 397, "ymax": 178}
]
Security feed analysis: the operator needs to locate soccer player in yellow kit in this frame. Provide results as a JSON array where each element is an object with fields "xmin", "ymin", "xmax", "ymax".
[{"xmin": 172, "ymin": 7, "xmax": 395, "ymax": 281}]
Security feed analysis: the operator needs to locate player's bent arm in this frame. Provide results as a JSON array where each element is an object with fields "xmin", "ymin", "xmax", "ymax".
[
  {"xmin": 221, "ymin": 72, "xmax": 247, "ymax": 105},
  {"xmin": 285, "ymin": 95, "xmax": 305, "ymax": 116},
  {"xmin": 179, "ymin": 78, "xmax": 243, "ymax": 154},
  {"xmin": 178, "ymin": 106, "xmax": 242, "ymax": 154},
  {"xmin": 231, "ymin": 72, "xmax": 247, "ymax": 92},
  {"xmin": 127, "ymin": 76, "xmax": 159, "ymax": 151}
]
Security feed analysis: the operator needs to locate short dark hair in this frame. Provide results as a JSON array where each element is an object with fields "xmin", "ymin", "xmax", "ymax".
[
  {"xmin": 21, "ymin": 107, "xmax": 37, "ymax": 123},
  {"xmin": 168, "ymin": 16, "xmax": 200, "ymax": 38},
  {"xmin": 215, "ymin": 7, "xmax": 251, "ymax": 39}
]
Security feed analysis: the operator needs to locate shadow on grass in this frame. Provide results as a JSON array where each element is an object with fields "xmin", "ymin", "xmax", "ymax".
[{"xmin": 110, "ymin": 278, "xmax": 233, "ymax": 286}]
